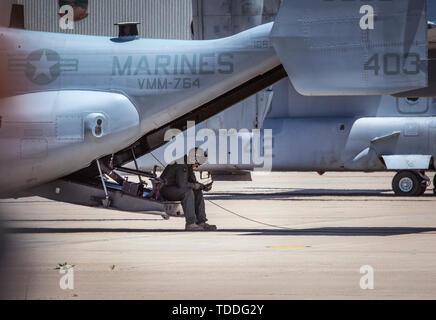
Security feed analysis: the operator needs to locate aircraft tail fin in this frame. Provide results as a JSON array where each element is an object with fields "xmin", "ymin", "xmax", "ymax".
[{"xmin": 270, "ymin": 0, "xmax": 428, "ymax": 96}]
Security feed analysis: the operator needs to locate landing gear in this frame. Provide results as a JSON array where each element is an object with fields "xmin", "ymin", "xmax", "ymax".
[
  {"xmin": 434, "ymin": 175, "xmax": 436, "ymax": 195},
  {"xmin": 418, "ymin": 180, "xmax": 428, "ymax": 196},
  {"xmin": 392, "ymin": 171, "xmax": 429, "ymax": 196}
]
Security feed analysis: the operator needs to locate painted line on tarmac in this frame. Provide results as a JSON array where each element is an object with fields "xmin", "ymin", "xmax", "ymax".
[{"xmin": 268, "ymin": 246, "xmax": 311, "ymax": 248}]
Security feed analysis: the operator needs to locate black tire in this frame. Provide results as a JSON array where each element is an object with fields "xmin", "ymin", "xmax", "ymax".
[
  {"xmin": 392, "ymin": 171, "xmax": 422, "ymax": 196},
  {"xmin": 417, "ymin": 182, "xmax": 427, "ymax": 196},
  {"xmin": 434, "ymin": 175, "xmax": 436, "ymax": 194}
]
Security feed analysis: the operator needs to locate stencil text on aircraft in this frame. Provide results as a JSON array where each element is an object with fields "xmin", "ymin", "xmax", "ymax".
[{"xmin": 112, "ymin": 53, "xmax": 234, "ymax": 76}]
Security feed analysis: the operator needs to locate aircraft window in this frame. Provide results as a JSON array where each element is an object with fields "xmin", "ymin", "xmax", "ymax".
[
  {"xmin": 95, "ymin": 119, "xmax": 102, "ymax": 136},
  {"xmin": 406, "ymin": 97, "xmax": 419, "ymax": 104},
  {"xmin": 340, "ymin": 124, "xmax": 345, "ymax": 131},
  {"xmin": 404, "ymin": 123, "xmax": 419, "ymax": 137}
]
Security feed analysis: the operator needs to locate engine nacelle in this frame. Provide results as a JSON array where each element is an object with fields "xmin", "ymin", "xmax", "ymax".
[{"xmin": 0, "ymin": 90, "xmax": 140, "ymax": 196}]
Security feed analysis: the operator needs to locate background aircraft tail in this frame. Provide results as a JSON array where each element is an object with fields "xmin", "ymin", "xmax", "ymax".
[{"xmin": 270, "ymin": 0, "xmax": 429, "ymax": 96}]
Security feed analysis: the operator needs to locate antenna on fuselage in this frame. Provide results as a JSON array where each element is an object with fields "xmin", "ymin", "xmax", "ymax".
[
  {"xmin": 114, "ymin": 22, "xmax": 140, "ymax": 41},
  {"xmin": 9, "ymin": 4, "xmax": 24, "ymax": 29}
]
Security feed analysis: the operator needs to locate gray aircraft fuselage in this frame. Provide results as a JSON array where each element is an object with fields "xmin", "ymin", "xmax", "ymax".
[
  {"xmin": 0, "ymin": 23, "xmax": 280, "ymax": 196},
  {"xmin": 0, "ymin": 0, "xmax": 434, "ymax": 197},
  {"xmin": 136, "ymin": 0, "xmax": 436, "ymax": 177},
  {"xmin": 136, "ymin": 87, "xmax": 436, "ymax": 173}
]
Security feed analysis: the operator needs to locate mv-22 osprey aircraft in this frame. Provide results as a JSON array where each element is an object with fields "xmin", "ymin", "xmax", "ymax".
[
  {"xmin": 0, "ymin": 0, "xmax": 434, "ymax": 217},
  {"xmin": 138, "ymin": 0, "xmax": 436, "ymax": 198}
]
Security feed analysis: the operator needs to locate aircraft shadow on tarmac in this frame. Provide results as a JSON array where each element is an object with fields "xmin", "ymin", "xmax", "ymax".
[
  {"xmin": 205, "ymin": 189, "xmax": 436, "ymax": 200},
  {"xmin": 5, "ymin": 227, "xmax": 436, "ymax": 237}
]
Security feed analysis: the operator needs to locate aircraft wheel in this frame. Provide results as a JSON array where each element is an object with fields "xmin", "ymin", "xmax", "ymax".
[
  {"xmin": 434, "ymin": 175, "xmax": 436, "ymax": 194},
  {"xmin": 417, "ymin": 182, "xmax": 427, "ymax": 196},
  {"xmin": 392, "ymin": 171, "xmax": 422, "ymax": 196}
]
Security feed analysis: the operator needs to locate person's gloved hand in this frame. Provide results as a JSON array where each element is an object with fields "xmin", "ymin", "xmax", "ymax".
[
  {"xmin": 203, "ymin": 184, "xmax": 212, "ymax": 192},
  {"xmin": 193, "ymin": 183, "xmax": 204, "ymax": 191}
]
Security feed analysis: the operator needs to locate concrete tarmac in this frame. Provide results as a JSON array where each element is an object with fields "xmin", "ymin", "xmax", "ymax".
[{"xmin": 0, "ymin": 172, "xmax": 436, "ymax": 299}]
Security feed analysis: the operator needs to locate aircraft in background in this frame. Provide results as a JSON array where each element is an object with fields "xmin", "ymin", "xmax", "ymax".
[
  {"xmin": 138, "ymin": 0, "xmax": 436, "ymax": 197},
  {"xmin": 0, "ymin": 0, "xmax": 434, "ymax": 219}
]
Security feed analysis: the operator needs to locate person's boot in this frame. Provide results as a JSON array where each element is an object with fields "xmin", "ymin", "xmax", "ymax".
[
  {"xmin": 198, "ymin": 222, "xmax": 217, "ymax": 231},
  {"xmin": 185, "ymin": 223, "xmax": 204, "ymax": 231}
]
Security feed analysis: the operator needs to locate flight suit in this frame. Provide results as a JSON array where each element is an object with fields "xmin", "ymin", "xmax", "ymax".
[{"xmin": 160, "ymin": 163, "xmax": 207, "ymax": 225}]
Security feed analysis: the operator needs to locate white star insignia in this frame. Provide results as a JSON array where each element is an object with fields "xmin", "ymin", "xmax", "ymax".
[{"xmin": 29, "ymin": 50, "xmax": 59, "ymax": 81}]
